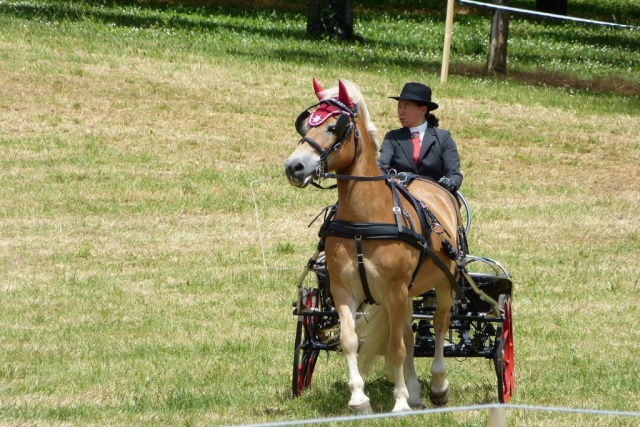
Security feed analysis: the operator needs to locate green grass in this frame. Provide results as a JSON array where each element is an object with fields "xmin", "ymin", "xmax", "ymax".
[
  {"xmin": 1, "ymin": 0, "xmax": 638, "ymax": 87},
  {"xmin": 0, "ymin": 0, "xmax": 639, "ymax": 425}
]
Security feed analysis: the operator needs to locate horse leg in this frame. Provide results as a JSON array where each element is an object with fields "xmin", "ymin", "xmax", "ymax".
[
  {"xmin": 386, "ymin": 291, "xmax": 413, "ymax": 412},
  {"xmin": 429, "ymin": 288, "xmax": 454, "ymax": 406},
  {"xmin": 404, "ymin": 305, "xmax": 422, "ymax": 408},
  {"xmin": 335, "ymin": 295, "xmax": 371, "ymax": 414}
]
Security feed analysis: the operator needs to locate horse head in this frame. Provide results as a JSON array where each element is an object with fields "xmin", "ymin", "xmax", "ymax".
[{"xmin": 284, "ymin": 79, "xmax": 378, "ymax": 188}]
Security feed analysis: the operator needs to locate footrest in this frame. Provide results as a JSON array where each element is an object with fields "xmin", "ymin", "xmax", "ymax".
[
  {"xmin": 460, "ymin": 255, "xmax": 512, "ymax": 313},
  {"xmin": 462, "ymin": 274, "xmax": 512, "ymax": 313}
]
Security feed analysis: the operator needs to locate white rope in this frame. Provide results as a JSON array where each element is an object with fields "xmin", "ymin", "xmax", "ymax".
[
  {"xmin": 508, "ymin": 404, "xmax": 640, "ymax": 417},
  {"xmin": 250, "ymin": 174, "xmax": 285, "ymax": 268},
  {"xmin": 228, "ymin": 403, "xmax": 640, "ymax": 427},
  {"xmin": 458, "ymin": 0, "xmax": 639, "ymax": 29}
]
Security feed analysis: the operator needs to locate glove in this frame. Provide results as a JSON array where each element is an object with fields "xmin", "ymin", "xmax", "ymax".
[{"xmin": 438, "ymin": 177, "xmax": 457, "ymax": 193}]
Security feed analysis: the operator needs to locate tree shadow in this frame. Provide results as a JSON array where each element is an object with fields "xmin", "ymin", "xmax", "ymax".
[
  {"xmin": 3, "ymin": 1, "xmax": 637, "ymax": 96},
  {"xmin": 465, "ymin": 0, "xmax": 640, "ymax": 24},
  {"xmin": 0, "ymin": 1, "xmax": 308, "ymax": 40},
  {"xmin": 449, "ymin": 63, "xmax": 640, "ymax": 97}
]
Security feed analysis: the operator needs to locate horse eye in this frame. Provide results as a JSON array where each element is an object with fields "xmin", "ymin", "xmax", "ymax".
[{"xmin": 327, "ymin": 125, "xmax": 337, "ymax": 133}]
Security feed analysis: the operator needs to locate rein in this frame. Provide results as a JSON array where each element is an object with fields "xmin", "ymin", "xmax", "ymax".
[
  {"xmin": 311, "ymin": 172, "xmax": 391, "ymax": 190},
  {"xmin": 311, "ymin": 171, "xmax": 416, "ymax": 190}
]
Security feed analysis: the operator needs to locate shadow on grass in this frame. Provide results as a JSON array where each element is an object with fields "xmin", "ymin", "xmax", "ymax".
[
  {"xmin": 2, "ymin": 1, "xmax": 638, "ymax": 96},
  {"xmin": 462, "ymin": 0, "xmax": 640, "ymax": 25},
  {"xmin": 450, "ymin": 63, "xmax": 640, "ymax": 97},
  {"xmin": 302, "ymin": 376, "xmax": 500, "ymax": 416},
  {"xmin": 0, "ymin": 1, "xmax": 308, "ymax": 39}
]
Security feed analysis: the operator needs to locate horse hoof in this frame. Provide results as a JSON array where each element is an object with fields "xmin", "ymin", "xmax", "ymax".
[
  {"xmin": 350, "ymin": 401, "xmax": 373, "ymax": 415},
  {"xmin": 429, "ymin": 387, "xmax": 450, "ymax": 406},
  {"xmin": 392, "ymin": 402, "xmax": 413, "ymax": 412}
]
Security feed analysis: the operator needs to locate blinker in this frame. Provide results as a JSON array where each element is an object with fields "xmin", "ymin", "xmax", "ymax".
[
  {"xmin": 334, "ymin": 113, "xmax": 352, "ymax": 141},
  {"xmin": 295, "ymin": 110, "xmax": 310, "ymax": 137},
  {"xmin": 295, "ymin": 108, "xmax": 352, "ymax": 140}
]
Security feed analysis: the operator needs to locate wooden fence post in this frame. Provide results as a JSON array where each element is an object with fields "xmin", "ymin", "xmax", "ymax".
[
  {"xmin": 488, "ymin": 405, "xmax": 507, "ymax": 427},
  {"xmin": 440, "ymin": 0, "xmax": 455, "ymax": 83},
  {"xmin": 486, "ymin": 0, "xmax": 509, "ymax": 73}
]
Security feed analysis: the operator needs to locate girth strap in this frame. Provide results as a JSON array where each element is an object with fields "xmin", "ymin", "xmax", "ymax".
[
  {"xmin": 322, "ymin": 220, "xmax": 425, "ymax": 306},
  {"xmin": 323, "ymin": 220, "xmax": 426, "ymax": 247}
]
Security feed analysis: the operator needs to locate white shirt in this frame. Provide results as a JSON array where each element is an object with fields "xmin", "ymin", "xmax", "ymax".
[{"xmin": 409, "ymin": 122, "xmax": 429, "ymax": 143}]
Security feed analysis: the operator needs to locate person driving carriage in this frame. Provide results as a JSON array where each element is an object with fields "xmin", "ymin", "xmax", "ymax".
[{"xmin": 378, "ymin": 82, "xmax": 463, "ymax": 194}]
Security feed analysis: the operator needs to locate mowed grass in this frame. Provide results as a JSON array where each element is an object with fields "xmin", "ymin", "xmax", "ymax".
[{"xmin": 0, "ymin": 1, "xmax": 639, "ymax": 426}]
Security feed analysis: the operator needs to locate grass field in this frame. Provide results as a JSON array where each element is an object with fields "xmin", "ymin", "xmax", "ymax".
[{"xmin": 0, "ymin": 0, "xmax": 639, "ymax": 426}]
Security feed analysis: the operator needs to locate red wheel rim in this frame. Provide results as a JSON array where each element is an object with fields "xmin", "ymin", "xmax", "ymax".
[{"xmin": 499, "ymin": 296, "xmax": 515, "ymax": 403}]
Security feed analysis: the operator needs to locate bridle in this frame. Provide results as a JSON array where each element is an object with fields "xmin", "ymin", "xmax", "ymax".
[
  {"xmin": 294, "ymin": 97, "xmax": 396, "ymax": 190},
  {"xmin": 295, "ymin": 98, "xmax": 360, "ymax": 183}
]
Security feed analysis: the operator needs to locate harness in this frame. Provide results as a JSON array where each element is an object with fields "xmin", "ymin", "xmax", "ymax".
[
  {"xmin": 296, "ymin": 99, "xmax": 468, "ymax": 306},
  {"xmin": 316, "ymin": 178, "xmax": 467, "ymax": 306}
]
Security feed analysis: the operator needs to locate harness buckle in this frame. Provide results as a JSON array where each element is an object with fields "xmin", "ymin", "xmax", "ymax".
[
  {"xmin": 392, "ymin": 206, "xmax": 401, "ymax": 215},
  {"xmin": 432, "ymin": 223, "xmax": 445, "ymax": 234},
  {"xmin": 355, "ymin": 235, "xmax": 364, "ymax": 263}
]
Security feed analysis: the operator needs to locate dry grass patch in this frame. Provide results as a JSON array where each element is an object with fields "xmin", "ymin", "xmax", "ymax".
[{"xmin": 0, "ymin": 4, "xmax": 639, "ymax": 424}]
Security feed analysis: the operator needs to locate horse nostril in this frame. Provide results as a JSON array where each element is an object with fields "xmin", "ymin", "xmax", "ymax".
[{"xmin": 286, "ymin": 161, "xmax": 304, "ymax": 177}]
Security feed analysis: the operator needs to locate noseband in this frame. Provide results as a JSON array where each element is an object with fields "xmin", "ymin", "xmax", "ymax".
[{"xmin": 295, "ymin": 98, "xmax": 360, "ymax": 176}]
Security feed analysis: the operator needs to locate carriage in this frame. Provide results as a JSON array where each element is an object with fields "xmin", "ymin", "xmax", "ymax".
[
  {"xmin": 284, "ymin": 78, "xmax": 514, "ymax": 413},
  {"xmin": 291, "ymin": 207, "xmax": 515, "ymax": 404}
]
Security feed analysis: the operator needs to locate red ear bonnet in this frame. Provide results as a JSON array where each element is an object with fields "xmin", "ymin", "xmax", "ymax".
[
  {"xmin": 338, "ymin": 80, "xmax": 354, "ymax": 110},
  {"xmin": 313, "ymin": 78, "xmax": 324, "ymax": 100},
  {"xmin": 306, "ymin": 79, "xmax": 353, "ymax": 127}
]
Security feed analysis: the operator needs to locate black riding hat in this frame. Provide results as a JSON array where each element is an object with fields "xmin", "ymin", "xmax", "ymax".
[{"xmin": 389, "ymin": 82, "xmax": 439, "ymax": 111}]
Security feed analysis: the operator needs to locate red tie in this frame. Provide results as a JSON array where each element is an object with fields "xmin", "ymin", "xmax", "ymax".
[{"xmin": 411, "ymin": 131, "xmax": 421, "ymax": 164}]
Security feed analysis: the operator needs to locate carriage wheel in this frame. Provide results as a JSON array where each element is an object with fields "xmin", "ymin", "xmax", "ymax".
[
  {"xmin": 292, "ymin": 288, "xmax": 320, "ymax": 397},
  {"xmin": 495, "ymin": 294, "xmax": 514, "ymax": 403}
]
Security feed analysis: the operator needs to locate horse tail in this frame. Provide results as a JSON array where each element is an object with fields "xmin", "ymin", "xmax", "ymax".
[{"xmin": 356, "ymin": 304, "xmax": 390, "ymax": 376}]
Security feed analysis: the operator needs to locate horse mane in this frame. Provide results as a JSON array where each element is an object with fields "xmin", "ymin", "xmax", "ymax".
[{"xmin": 317, "ymin": 80, "xmax": 380, "ymax": 158}]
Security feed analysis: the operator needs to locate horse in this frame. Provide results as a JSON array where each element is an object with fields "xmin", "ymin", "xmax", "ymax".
[{"xmin": 284, "ymin": 78, "xmax": 462, "ymax": 413}]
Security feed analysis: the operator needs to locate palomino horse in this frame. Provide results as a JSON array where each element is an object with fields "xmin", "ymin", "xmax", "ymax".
[{"xmin": 284, "ymin": 79, "xmax": 462, "ymax": 413}]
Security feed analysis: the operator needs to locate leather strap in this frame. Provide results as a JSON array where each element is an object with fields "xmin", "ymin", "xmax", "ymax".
[{"xmin": 355, "ymin": 235, "xmax": 376, "ymax": 305}]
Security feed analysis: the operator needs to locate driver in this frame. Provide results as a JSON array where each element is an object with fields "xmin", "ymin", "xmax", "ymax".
[{"xmin": 378, "ymin": 82, "xmax": 463, "ymax": 194}]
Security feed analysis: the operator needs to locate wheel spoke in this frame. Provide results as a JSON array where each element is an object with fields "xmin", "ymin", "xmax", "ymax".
[{"xmin": 292, "ymin": 288, "xmax": 321, "ymax": 397}]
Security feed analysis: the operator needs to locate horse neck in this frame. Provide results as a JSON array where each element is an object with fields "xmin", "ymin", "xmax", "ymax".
[{"xmin": 335, "ymin": 121, "xmax": 393, "ymax": 223}]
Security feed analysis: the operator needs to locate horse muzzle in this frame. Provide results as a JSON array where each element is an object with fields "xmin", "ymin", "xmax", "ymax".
[{"xmin": 284, "ymin": 151, "xmax": 320, "ymax": 188}]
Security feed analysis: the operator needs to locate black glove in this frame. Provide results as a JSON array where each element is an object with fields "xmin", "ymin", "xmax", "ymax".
[{"xmin": 438, "ymin": 177, "xmax": 457, "ymax": 193}]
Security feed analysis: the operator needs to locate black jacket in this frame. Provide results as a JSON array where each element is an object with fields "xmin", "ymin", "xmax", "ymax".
[{"xmin": 377, "ymin": 126, "xmax": 463, "ymax": 191}]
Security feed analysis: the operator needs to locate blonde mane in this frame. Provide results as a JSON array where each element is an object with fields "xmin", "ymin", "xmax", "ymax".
[{"xmin": 318, "ymin": 80, "xmax": 380, "ymax": 158}]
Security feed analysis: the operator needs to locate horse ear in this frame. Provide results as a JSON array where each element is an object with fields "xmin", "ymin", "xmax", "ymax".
[
  {"xmin": 338, "ymin": 80, "xmax": 354, "ymax": 109},
  {"xmin": 313, "ymin": 78, "xmax": 324, "ymax": 100}
]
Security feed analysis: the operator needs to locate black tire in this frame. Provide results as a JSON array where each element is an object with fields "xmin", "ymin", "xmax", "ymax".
[{"xmin": 495, "ymin": 294, "xmax": 515, "ymax": 403}]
